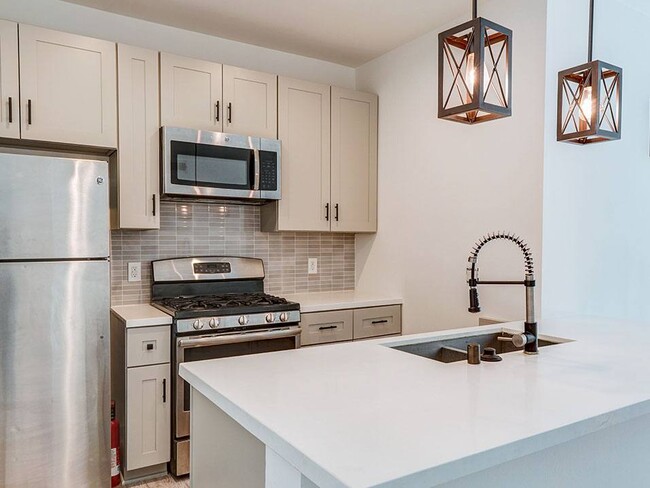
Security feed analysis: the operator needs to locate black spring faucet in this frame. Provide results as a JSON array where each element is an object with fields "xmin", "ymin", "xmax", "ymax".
[{"xmin": 467, "ymin": 232, "xmax": 538, "ymax": 355}]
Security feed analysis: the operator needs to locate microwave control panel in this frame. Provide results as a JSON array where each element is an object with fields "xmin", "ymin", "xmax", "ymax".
[{"xmin": 259, "ymin": 150, "xmax": 277, "ymax": 191}]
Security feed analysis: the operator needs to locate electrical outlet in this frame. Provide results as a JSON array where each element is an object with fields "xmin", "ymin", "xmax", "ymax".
[
  {"xmin": 128, "ymin": 262, "xmax": 141, "ymax": 282},
  {"xmin": 308, "ymin": 258, "xmax": 318, "ymax": 275}
]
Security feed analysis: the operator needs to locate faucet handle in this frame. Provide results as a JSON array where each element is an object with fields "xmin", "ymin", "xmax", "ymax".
[{"xmin": 499, "ymin": 333, "xmax": 535, "ymax": 348}]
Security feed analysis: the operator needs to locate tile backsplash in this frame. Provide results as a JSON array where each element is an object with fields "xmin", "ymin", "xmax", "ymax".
[{"xmin": 110, "ymin": 202, "xmax": 355, "ymax": 305}]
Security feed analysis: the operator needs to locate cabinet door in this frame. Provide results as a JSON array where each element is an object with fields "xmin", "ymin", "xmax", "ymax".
[
  {"xmin": 223, "ymin": 65, "xmax": 277, "ymax": 138},
  {"xmin": 272, "ymin": 77, "xmax": 330, "ymax": 231},
  {"xmin": 300, "ymin": 310, "xmax": 353, "ymax": 346},
  {"xmin": 127, "ymin": 364, "xmax": 171, "ymax": 470},
  {"xmin": 116, "ymin": 44, "xmax": 160, "ymax": 229},
  {"xmin": 0, "ymin": 20, "xmax": 19, "ymax": 139},
  {"xmin": 18, "ymin": 24, "xmax": 117, "ymax": 147},
  {"xmin": 331, "ymin": 87, "xmax": 378, "ymax": 233},
  {"xmin": 160, "ymin": 53, "xmax": 222, "ymax": 131},
  {"xmin": 353, "ymin": 305, "xmax": 401, "ymax": 340}
]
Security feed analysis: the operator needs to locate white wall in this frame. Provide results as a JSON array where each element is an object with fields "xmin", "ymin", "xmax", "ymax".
[
  {"xmin": 355, "ymin": 0, "xmax": 547, "ymax": 334},
  {"xmin": 0, "ymin": 0, "xmax": 355, "ymax": 88},
  {"xmin": 542, "ymin": 0, "xmax": 650, "ymax": 320}
]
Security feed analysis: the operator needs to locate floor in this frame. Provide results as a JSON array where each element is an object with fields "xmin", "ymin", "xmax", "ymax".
[{"xmin": 128, "ymin": 474, "xmax": 190, "ymax": 487}]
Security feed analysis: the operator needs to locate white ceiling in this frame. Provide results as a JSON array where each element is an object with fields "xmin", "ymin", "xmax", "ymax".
[{"xmin": 63, "ymin": 0, "xmax": 468, "ymax": 67}]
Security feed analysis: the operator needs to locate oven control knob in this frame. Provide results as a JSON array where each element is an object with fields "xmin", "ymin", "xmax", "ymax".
[
  {"xmin": 192, "ymin": 320, "xmax": 203, "ymax": 330},
  {"xmin": 265, "ymin": 313, "xmax": 275, "ymax": 323},
  {"xmin": 238, "ymin": 315, "xmax": 249, "ymax": 325},
  {"xmin": 208, "ymin": 318, "xmax": 220, "ymax": 329},
  {"xmin": 279, "ymin": 312, "xmax": 289, "ymax": 322}
]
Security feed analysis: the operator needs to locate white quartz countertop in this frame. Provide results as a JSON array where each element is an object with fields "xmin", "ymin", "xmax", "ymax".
[
  {"xmin": 110, "ymin": 304, "xmax": 172, "ymax": 328},
  {"xmin": 180, "ymin": 317, "xmax": 650, "ymax": 487},
  {"xmin": 283, "ymin": 290, "xmax": 402, "ymax": 313}
]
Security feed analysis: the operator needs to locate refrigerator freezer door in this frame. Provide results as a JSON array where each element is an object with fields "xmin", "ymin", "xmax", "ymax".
[
  {"xmin": 0, "ymin": 152, "xmax": 109, "ymax": 259},
  {"xmin": 0, "ymin": 261, "xmax": 110, "ymax": 488}
]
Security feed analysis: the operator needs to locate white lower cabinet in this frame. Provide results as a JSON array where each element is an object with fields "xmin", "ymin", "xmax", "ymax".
[
  {"xmin": 300, "ymin": 305, "xmax": 401, "ymax": 346},
  {"xmin": 126, "ymin": 364, "xmax": 171, "ymax": 470},
  {"xmin": 110, "ymin": 315, "xmax": 171, "ymax": 480},
  {"xmin": 300, "ymin": 310, "xmax": 353, "ymax": 346}
]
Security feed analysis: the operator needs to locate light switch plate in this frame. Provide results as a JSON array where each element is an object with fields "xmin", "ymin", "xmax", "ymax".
[
  {"xmin": 308, "ymin": 258, "xmax": 318, "ymax": 275},
  {"xmin": 128, "ymin": 262, "xmax": 141, "ymax": 282}
]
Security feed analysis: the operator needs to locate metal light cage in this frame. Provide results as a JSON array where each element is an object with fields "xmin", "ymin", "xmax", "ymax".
[
  {"xmin": 556, "ymin": 0, "xmax": 622, "ymax": 144},
  {"xmin": 557, "ymin": 61, "xmax": 622, "ymax": 144},
  {"xmin": 438, "ymin": 17, "xmax": 512, "ymax": 124}
]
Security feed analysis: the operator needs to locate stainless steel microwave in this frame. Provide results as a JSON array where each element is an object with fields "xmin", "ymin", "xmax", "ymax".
[{"xmin": 161, "ymin": 126, "xmax": 281, "ymax": 202}]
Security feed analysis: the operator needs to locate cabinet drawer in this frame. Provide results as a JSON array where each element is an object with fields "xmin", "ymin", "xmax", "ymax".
[
  {"xmin": 127, "ymin": 326, "xmax": 170, "ymax": 367},
  {"xmin": 300, "ymin": 310, "xmax": 353, "ymax": 346},
  {"xmin": 353, "ymin": 305, "xmax": 401, "ymax": 340}
]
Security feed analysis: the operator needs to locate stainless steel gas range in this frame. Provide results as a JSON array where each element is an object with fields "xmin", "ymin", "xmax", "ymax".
[{"xmin": 150, "ymin": 256, "xmax": 301, "ymax": 476}]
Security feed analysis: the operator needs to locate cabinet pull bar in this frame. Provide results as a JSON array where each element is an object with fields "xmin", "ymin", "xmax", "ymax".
[
  {"xmin": 325, "ymin": 203, "xmax": 329, "ymax": 221},
  {"xmin": 318, "ymin": 325, "xmax": 338, "ymax": 331},
  {"xmin": 371, "ymin": 319, "xmax": 389, "ymax": 325},
  {"xmin": 227, "ymin": 102, "xmax": 232, "ymax": 123},
  {"xmin": 215, "ymin": 101, "xmax": 220, "ymax": 122},
  {"xmin": 8, "ymin": 97, "xmax": 12, "ymax": 123},
  {"xmin": 27, "ymin": 99, "xmax": 32, "ymax": 125},
  {"xmin": 335, "ymin": 204, "xmax": 339, "ymax": 221},
  {"xmin": 163, "ymin": 378, "xmax": 167, "ymax": 403},
  {"xmin": 152, "ymin": 194, "xmax": 156, "ymax": 216}
]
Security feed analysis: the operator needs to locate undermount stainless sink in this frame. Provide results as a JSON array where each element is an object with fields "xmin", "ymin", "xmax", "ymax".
[{"xmin": 390, "ymin": 330, "xmax": 572, "ymax": 363}]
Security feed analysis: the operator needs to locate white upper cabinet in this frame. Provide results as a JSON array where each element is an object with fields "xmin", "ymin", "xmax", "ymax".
[
  {"xmin": 331, "ymin": 87, "xmax": 378, "ymax": 233},
  {"xmin": 115, "ymin": 44, "xmax": 160, "ymax": 230},
  {"xmin": 262, "ymin": 77, "xmax": 330, "ymax": 232},
  {"xmin": 0, "ymin": 20, "xmax": 19, "ymax": 139},
  {"xmin": 18, "ymin": 25, "xmax": 117, "ymax": 147},
  {"xmin": 160, "ymin": 53, "xmax": 222, "ymax": 131},
  {"xmin": 222, "ymin": 65, "xmax": 277, "ymax": 138}
]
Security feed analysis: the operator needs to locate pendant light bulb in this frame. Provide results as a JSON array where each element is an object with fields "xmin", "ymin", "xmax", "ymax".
[{"xmin": 579, "ymin": 86, "xmax": 593, "ymax": 130}]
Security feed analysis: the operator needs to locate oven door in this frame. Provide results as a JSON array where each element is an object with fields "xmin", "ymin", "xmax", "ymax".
[
  {"xmin": 174, "ymin": 327, "xmax": 301, "ymax": 439},
  {"xmin": 162, "ymin": 126, "xmax": 261, "ymax": 200}
]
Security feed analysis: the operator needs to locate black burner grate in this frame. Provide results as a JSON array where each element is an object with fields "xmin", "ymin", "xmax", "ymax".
[{"xmin": 155, "ymin": 293, "xmax": 289, "ymax": 312}]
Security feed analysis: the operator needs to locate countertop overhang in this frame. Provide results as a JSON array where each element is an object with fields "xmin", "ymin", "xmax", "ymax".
[{"xmin": 180, "ymin": 316, "xmax": 650, "ymax": 487}]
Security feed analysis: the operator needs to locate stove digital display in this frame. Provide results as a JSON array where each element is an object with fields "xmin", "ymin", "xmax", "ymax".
[{"xmin": 193, "ymin": 262, "xmax": 231, "ymax": 274}]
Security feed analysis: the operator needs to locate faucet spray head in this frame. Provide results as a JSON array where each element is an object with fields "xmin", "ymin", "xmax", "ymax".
[{"xmin": 468, "ymin": 287, "xmax": 481, "ymax": 313}]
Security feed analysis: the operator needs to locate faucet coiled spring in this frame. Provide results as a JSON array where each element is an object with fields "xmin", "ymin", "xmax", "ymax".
[{"xmin": 469, "ymin": 231, "xmax": 534, "ymax": 275}]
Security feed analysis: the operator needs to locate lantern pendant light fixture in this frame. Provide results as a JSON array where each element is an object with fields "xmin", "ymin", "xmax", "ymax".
[
  {"xmin": 557, "ymin": 0, "xmax": 622, "ymax": 144},
  {"xmin": 438, "ymin": 0, "xmax": 512, "ymax": 124}
]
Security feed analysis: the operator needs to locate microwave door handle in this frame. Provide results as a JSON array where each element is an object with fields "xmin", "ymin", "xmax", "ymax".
[{"xmin": 253, "ymin": 148, "xmax": 261, "ymax": 191}]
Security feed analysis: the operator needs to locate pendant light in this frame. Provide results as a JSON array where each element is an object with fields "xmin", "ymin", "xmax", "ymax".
[
  {"xmin": 557, "ymin": 0, "xmax": 622, "ymax": 144},
  {"xmin": 438, "ymin": 0, "xmax": 512, "ymax": 124}
]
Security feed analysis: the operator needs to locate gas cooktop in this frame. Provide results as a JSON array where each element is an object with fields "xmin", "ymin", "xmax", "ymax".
[
  {"xmin": 152, "ymin": 292, "xmax": 298, "ymax": 319},
  {"xmin": 150, "ymin": 256, "xmax": 301, "ymax": 334}
]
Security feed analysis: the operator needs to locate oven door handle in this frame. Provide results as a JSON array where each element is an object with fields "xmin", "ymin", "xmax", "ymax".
[
  {"xmin": 177, "ymin": 327, "xmax": 301, "ymax": 348},
  {"xmin": 253, "ymin": 148, "xmax": 261, "ymax": 191}
]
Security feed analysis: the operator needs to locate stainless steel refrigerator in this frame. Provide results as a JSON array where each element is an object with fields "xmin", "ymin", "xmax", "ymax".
[{"xmin": 0, "ymin": 151, "xmax": 110, "ymax": 487}]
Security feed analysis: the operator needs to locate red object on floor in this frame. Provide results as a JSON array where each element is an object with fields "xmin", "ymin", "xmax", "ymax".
[{"xmin": 111, "ymin": 401, "xmax": 122, "ymax": 487}]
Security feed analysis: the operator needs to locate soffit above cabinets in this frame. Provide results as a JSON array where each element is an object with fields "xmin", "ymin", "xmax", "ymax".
[{"xmin": 63, "ymin": 0, "xmax": 466, "ymax": 67}]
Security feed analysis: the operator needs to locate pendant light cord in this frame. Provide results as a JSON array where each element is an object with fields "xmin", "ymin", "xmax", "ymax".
[
  {"xmin": 472, "ymin": 0, "xmax": 478, "ymax": 19},
  {"xmin": 588, "ymin": 0, "xmax": 594, "ymax": 61}
]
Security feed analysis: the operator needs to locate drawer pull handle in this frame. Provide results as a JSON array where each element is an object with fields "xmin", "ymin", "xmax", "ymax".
[
  {"xmin": 371, "ymin": 319, "xmax": 389, "ymax": 325},
  {"xmin": 162, "ymin": 378, "xmax": 167, "ymax": 403},
  {"xmin": 318, "ymin": 325, "xmax": 337, "ymax": 331},
  {"xmin": 8, "ymin": 96, "xmax": 12, "ymax": 123},
  {"xmin": 27, "ymin": 99, "xmax": 32, "ymax": 125},
  {"xmin": 146, "ymin": 343, "xmax": 154, "ymax": 351}
]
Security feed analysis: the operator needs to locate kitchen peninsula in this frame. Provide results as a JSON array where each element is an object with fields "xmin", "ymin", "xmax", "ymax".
[{"xmin": 180, "ymin": 316, "xmax": 650, "ymax": 487}]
